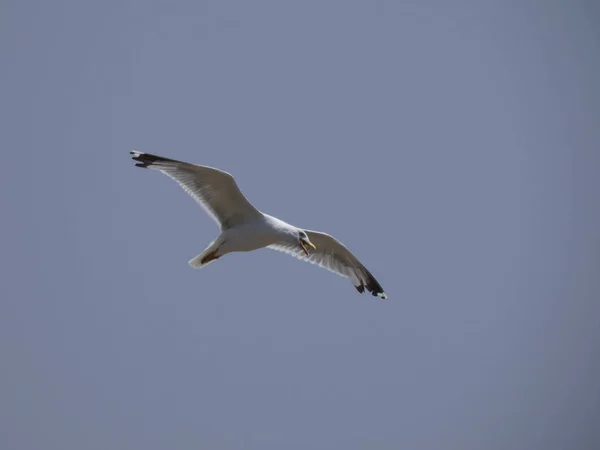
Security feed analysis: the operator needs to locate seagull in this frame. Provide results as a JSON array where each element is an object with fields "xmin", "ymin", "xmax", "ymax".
[{"xmin": 130, "ymin": 151, "xmax": 387, "ymax": 298}]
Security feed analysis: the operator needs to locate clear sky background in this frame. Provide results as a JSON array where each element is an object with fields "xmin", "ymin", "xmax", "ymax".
[{"xmin": 2, "ymin": 1, "xmax": 599, "ymax": 449}]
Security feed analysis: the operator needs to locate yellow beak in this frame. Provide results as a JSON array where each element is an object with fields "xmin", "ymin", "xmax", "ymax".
[{"xmin": 300, "ymin": 239, "xmax": 317, "ymax": 255}]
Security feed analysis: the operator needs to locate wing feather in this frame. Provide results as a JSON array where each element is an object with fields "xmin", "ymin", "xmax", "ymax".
[
  {"xmin": 269, "ymin": 230, "xmax": 387, "ymax": 298},
  {"xmin": 131, "ymin": 151, "xmax": 262, "ymax": 229}
]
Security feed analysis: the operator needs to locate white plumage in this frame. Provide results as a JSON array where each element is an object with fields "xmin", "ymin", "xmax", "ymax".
[{"xmin": 130, "ymin": 151, "xmax": 387, "ymax": 298}]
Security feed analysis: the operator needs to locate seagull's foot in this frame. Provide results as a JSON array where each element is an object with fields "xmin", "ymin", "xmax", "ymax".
[{"xmin": 200, "ymin": 251, "xmax": 220, "ymax": 265}]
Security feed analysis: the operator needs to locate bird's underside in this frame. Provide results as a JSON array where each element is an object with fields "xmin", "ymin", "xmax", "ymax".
[{"xmin": 130, "ymin": 151, "xmax": 387, "ymax": 299}]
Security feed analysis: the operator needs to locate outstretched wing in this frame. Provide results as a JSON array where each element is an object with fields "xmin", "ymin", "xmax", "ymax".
[
  {"xmin": 131, "ymin": 151, "xmax": 262, "ymax": 229},
  {"xmin": 268, "ymin": 230, "xmax": 387, "ymax": 298}
]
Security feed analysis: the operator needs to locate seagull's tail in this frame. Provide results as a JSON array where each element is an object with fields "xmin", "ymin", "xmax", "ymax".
[
  {"xmin": 188, "ymin": 240, "xmax": 221, "ymax": 269},
  {"xmin": 188, "ymin": 253, "xmax": 216, "ymax": 269}
]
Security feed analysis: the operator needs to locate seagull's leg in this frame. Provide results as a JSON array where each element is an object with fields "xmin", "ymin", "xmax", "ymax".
[
  {"xmin": 188, "ymin": 238, "xmax": 225, "ymax": 269},
  {"xmin": 200, "ymin": 250, "xmax": 220, "ymax": 265}
]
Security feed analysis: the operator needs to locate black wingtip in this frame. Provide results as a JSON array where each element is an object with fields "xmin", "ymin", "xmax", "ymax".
[
  {"xmin": 130, "ymin": 151, "xmax": 180, "ymax": 169},
  {"xmin": 362, "ymin": 270, "xmax": 387, "ymax": 299},
  {"xmin": 130, "ymin": 151, "xmax": 150, "ymax": 168}
]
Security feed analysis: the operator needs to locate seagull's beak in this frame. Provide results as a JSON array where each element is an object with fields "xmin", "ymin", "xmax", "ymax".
[{"xmin": 300, "ymin": 238, "xmax": 317, "ymax": 256}]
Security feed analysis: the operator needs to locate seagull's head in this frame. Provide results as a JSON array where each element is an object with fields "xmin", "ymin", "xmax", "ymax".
[{"xmin": 297, "ymin": 230, "xmax": 317, "ymax": 256}]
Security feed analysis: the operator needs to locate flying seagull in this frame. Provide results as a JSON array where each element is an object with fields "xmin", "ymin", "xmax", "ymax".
[{"xmin": 130, "ymin": 151, "xmax": 387, "ymax": 298}]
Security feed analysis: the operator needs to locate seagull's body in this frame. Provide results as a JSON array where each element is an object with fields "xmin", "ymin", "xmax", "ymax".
[{"xmin": 130, "ymin": 151, "xmax": 387, "ymax": 298}]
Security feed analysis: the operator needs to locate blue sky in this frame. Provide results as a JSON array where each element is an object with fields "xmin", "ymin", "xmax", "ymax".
[{"xmin": 2, "ymin": 1, "xmax": 599, "ymax": 449}]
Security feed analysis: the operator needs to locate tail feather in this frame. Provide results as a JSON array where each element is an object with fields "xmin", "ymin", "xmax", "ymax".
[
  {"xmin": 189, "ymin": 252, "xmax": 217, "ymax": 269},
  {"xmin": 188, "ymin": 241, "xmax": 221, "ymax": 269}
]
